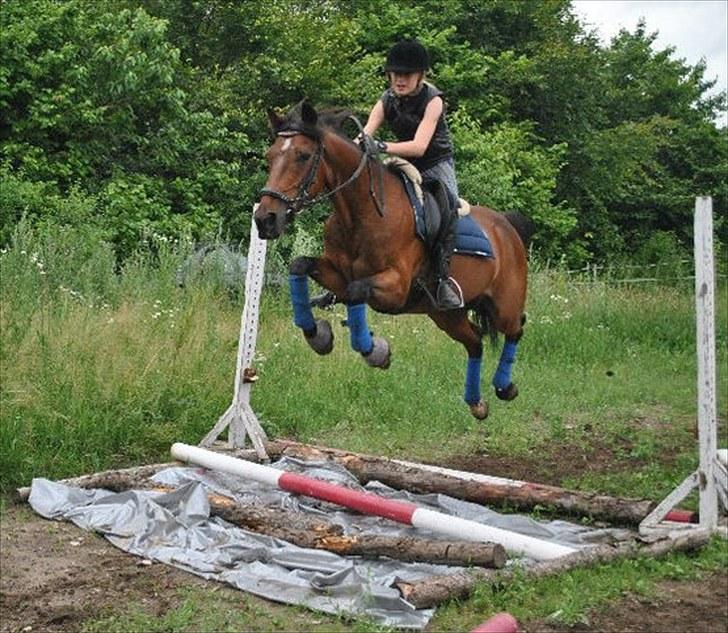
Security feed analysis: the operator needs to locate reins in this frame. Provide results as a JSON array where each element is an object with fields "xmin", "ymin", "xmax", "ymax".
[{"xmin": 259, "ymin": 117, "xmax": 386, "ymax": 218}]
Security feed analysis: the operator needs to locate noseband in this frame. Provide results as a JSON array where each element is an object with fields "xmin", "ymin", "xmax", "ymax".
[{"xmin": 259, "ymin": 124, "xmax": 380, "ymax": 218}]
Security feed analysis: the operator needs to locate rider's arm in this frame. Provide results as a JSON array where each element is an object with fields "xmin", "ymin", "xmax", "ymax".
[
  {"xmin": 380, "ymin": 97, "xmax": 442, "ymax": 158},
  {"xmin": 363, "ymin": 100, "xmax": 385, "ymax": 136}
]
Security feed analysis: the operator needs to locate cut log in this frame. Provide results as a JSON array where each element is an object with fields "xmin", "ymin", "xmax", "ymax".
[
  {"xmin": 174, "ymin": 486, "xmax": 507, "ymax": 567},
  {"xmin": 14, "ymin": 462, "xmax": 179, "ymax": 502},
  {"xmin": 311, "ymin": 534, "xmax": 506, "ymax": 568},
  {"xmin": 14, "ymin": 446, "xmax": 267, "ymax": 502},
  {"xmin": 395, "ymin": 528, "xmax": 712, "ymax": 608},
  {"xmin": 268, "ymin": 440, "xmax": 659, "ymax": 525}
]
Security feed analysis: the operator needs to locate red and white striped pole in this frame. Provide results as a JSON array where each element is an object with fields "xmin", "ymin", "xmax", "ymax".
[{"xmin": 171, "ymin": 443, "xmax": 576, "ymax": 561}]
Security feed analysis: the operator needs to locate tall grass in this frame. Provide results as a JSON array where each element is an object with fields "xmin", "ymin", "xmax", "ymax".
[{"xmin": 1, "ymin": 222, "xmax": 726, "ymax": 498}]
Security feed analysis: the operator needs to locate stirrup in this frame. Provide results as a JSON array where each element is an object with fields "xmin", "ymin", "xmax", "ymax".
[{"xmin": 436, "ymin": 277, "xmax": 464, "ymax": 310}]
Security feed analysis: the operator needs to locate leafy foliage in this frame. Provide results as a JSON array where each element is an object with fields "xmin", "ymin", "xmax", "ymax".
[{"xmin": 1, "ymin": 0, "xmax": 725, "ymax": 263}]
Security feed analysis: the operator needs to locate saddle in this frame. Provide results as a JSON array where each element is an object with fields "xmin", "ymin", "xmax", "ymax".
[
  {"xmin": 384, "ymin": 157, "xmax": 494, "ymax": 260},
  {"xmin": 384, "ymin": 157, "xmax": 450, "ymax": 252}
]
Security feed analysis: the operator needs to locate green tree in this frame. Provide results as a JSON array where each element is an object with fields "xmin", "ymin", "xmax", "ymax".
[
  {"xmin": 1, "ymin": 0, "xmax": 252, "ymax": 255},
  {"xmin": 2, "ymin": 0, "xmax": 724, "ymax": 262}
]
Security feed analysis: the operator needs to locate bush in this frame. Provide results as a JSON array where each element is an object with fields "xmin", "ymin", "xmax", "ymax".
[{"xmin": 450, "ymin": 109, "xmax": 582, "ymax": 260}]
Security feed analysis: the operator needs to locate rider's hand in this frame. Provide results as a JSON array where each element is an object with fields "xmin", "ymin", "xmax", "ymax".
[{"xmin": 356, "ymin": 133, "xmax": 387, "ymax": 155}]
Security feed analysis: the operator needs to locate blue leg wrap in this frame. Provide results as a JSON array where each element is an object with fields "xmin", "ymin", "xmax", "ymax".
[
  {"xmin": 289, "ymin": 274, "xmax": 316, "ymax": 332},
  {"xmin": 346, "ymin": 303, "xmax": 374, "ymax": 354},
  {"xmin": 492, "ymin": 340, "xmax": 518, "ymax": 391},
  {"xmin": 464, "ymin": 357, "xmax": 482, "ymax": 405}
]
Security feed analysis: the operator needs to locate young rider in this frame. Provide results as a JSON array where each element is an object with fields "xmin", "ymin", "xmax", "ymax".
[{"xmin": 361, "ymin": 39, "xmax": 463, "ymax": 310}]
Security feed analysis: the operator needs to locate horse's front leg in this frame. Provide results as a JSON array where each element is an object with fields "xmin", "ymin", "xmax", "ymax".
[
  {"xmin": 289, "ymin": 256, "xmax": 347, "ymax": 355},
  {"xmin": 342, "ymin": 281, "xmax": 388, "ymax": 369},
  {"xmin": 342, "ymin": 269, "xmax": 411, "ymax": 369}
]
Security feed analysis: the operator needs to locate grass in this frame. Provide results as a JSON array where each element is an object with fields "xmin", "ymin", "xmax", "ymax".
[
  {"xmin": 1, "ymin": 221, "xmax": 727, "ymax": 630},
  {"xmin": 81, "ymin": 586, "xmax": 393, "ymax": 633},
  {"xmin": 433, "ymin": 536, "xmax": 728, "ymax": 630}
]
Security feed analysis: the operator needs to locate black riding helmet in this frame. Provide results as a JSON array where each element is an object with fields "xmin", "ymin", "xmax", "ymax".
[{"xmin": 384, "ymin": 40, "xmax": 429, "ymax": 74}]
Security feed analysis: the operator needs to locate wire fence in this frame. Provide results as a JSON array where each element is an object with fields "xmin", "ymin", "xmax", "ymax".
[{"xmin": 536, "ymin": 259, "xmax": 728, "ymax": 286}]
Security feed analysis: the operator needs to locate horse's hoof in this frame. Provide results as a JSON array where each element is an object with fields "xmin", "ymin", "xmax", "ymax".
[
  {"xmin": 305, "ymin": 319, "xmax": 334, "ymax": 355},
  {"xmin": 495, "ymin": 383, "xmax": 518, "ymax": 401},
  {"xmin": 469, "ymin": 400, "xmax": 489, "ymax": 420},
  {"xmin": 363, "ymin": 336, "xmax": 390, "ymax": 369}
]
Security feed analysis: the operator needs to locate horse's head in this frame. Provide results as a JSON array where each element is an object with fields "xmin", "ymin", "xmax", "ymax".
[{"xmin": 255, "ymin": 101, "xmax": 327, "ymax": 239}]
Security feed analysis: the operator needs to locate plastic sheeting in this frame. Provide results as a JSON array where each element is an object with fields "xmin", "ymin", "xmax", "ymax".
[{"xmin": 27, "ymin": 457, "xmax": 633, "ymax": 630}]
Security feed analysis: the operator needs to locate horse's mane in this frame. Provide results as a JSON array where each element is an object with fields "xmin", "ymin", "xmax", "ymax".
[{"xmin": 281, "ymin": 101, "xmax": 360, "ymax": 144}]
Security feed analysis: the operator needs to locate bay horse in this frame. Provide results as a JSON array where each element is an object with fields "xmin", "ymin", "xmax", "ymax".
[{"xmin": 255, "ymin": 101, "xmax": 530, "ymax": 419}]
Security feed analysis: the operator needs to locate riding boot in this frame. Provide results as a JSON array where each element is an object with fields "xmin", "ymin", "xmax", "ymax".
[{"xmin": 435, "ymin": 222, "xmax": 464, "ymax": 310}]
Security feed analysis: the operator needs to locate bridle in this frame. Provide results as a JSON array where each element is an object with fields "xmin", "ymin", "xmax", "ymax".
[{"xmin": 259, "ymin": 120, "xmax": 385, "ymax": 218}]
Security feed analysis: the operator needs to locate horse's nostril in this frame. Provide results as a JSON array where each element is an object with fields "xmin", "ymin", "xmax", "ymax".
[{"xmin": 255, "ymin": 211, "xmax": 278, "ymax": 238}]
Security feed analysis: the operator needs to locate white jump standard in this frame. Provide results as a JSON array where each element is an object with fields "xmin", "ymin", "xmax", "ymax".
[
  {"xmin": 639, "ymin": 197, "xmax": 726, "ymax": 537},
  {"xmin": 199, "ymin": 210, "xmax": 269, "ymax": 458}
]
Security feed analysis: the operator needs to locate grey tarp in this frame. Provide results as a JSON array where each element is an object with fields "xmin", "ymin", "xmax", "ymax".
[{"xmin": 27, "ymin": 457, "xmax": 633, "ymax": 629}]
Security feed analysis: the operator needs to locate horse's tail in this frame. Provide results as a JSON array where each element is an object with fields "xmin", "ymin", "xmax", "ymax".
[
  {"xmin": 472, "ymin": 296, "xmax": 499, "ymax": 348},
  {"xmin": 504, "ymin": 212, "xmax": 535, "ymax": 250}
]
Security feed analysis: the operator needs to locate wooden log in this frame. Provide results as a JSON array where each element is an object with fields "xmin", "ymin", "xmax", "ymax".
[
  {"xmin": 395, "ymin": 528, "xmax": 712, "ymax": 609},
  {"xmin": 169, "ymin": 486, "xmax": 507, "ymax": 567},
  {"xmin": 269, "ymin": 440, "xmax": 658, "ymax": 525},
  {"xmin": 318, "ymin": 534, "xmax": 506, "ymax": 568},
  {"xmin": 14, "ymin": 462, "xmax": 179, "ymax": 502},
  {"xmin": 14, "ymin": 446, "xmax": 268, "ymax": 502},
  {"xmin": 180, "ymin": 486, "xmax": 507, "ymax": 567},
  {"xmin": 18, "ymin": 465, "xmax": 506, "ymax": 568}
]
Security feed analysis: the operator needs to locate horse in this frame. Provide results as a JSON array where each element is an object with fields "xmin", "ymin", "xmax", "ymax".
[{"xmin": 255, "ymin": 100, "xmax": 531, "ymax": 419}]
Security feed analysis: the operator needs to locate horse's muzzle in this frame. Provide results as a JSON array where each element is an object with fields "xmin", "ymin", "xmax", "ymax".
[{"xmin": 254, "ymin": 205, "xmax": 285, "ymax": 239}]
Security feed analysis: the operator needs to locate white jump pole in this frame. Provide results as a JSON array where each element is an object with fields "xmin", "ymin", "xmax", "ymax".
[{"xmin": 171, "ymin": 442, "xmax": 576, "ymax": 561}]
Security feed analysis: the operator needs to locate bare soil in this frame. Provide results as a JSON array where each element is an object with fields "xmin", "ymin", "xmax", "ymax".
[{"xmin": 1, "ymin": 445, "xmax": 726, "ymax": 633}]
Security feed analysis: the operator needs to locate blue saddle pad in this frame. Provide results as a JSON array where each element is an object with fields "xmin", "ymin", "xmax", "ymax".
[
  {"xmin": 402, "ymin": 175, "xmax": 493, "ymax": 259},
  {"xmin": 454, "ymin": 214, "xmax": 494, "ymax": 258}
]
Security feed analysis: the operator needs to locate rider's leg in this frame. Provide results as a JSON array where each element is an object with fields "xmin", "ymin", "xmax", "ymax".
[
  {"xmin": 422, "ymin": 159, "xmax": 463, "ymax": 310},
  {"xmin": 435, "ymin": 214, "xmax": 464, "ymax": 309}
]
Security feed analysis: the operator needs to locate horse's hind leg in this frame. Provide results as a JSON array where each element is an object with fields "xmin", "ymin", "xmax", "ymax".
[
  {"xmin": 429, "ymin": 311, "xmax": 489, "ymax": 420},
  {"xmin": 491, "ymin": 313, "xmax": 525, "ymax": 401}
]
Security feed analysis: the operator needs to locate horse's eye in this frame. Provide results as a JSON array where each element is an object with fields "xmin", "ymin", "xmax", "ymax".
[{"xmin": 297, "ymin": 152, "xmax": 311, "ymax": 163}]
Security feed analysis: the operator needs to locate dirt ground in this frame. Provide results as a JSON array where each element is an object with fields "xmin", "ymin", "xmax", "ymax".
[{"xmin": 1, "ymin": 446, "xmax": 726, "ymax": 633}]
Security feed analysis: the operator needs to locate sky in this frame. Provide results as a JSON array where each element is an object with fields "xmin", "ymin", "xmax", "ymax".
[{"xmin": 572, "ymin": 0, "xmax": 727, "ymax": 123}]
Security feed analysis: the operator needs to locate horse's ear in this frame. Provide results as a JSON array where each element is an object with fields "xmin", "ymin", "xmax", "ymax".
[
  {"xmin": 300, "ymin": 100, "xmax": 318, "ymax": 126},
  {"xmin": 267, "ymin": 108, "xmax": 285, "ymax": 133}
]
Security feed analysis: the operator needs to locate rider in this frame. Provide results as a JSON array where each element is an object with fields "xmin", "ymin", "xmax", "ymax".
[{"xmin": 361, "ymin": 39, "xmax": 463, "ymax": 310}]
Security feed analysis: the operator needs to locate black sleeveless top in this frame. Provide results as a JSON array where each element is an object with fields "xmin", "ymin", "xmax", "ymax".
[{"xmin": 381, "ymin": 82, "xmax": 453, "ymax": 172}]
